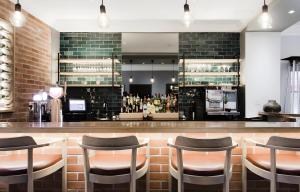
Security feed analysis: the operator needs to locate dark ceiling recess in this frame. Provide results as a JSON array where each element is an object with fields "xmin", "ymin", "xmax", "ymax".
[{"xmin": 122, "ymin": 55, "xmax": 179, "ymax": 65}]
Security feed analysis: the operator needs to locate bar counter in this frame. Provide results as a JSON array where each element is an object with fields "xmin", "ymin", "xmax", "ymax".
[
  {"xmin": 1, "ymin": 121, "xmax": 300, "ymax": 192},
  {"xmin": 1, "ymin": 121, "xmax": 300, "ymax": 133}
]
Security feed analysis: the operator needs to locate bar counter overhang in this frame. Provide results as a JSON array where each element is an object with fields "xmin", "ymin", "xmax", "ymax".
[
  {"xmin": 1, "ymin": 121, "xmax": 300, "ymax": 191},
  {"xmin": 1, "ymin": 121, "xmax": 300, "ymax": 133}
]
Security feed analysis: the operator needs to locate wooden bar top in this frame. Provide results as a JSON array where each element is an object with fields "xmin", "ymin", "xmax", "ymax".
[{"xmin": 0, "ymin": 121, "xmax": 300, "ymax": 133}]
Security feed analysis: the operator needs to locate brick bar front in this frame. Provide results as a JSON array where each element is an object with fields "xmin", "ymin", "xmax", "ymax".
[{"xmin": 1, "ymin": 122, "xmax": 300, "ymax": 192}]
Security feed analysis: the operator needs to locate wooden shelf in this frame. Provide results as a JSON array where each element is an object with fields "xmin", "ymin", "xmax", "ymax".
[
  {"xmin": 179, "ymin": 59, "xmax": 239, "ymax": 64},
  {"xmin": 179, "ymin": 84, "xmax": 238, "ymax": 88},
  {"xmin": 59, "ymin": 84, "xmax": 121, "ymax": 88},
  {"xmin": 179, "ymin": 72, "xmax": 238, "ymax": 76},
  {"xmin": 60, "ymin": 59, "xmax": 120, "ymax": 64},
  {"xmin": 60, "ymin": 72, "xmax": 120, "ymax": 76}
]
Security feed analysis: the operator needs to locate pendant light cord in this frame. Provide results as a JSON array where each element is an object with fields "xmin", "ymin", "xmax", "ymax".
[
  {"xmin": 102, "ymin": 0, "xmax": 104, "ymax": 5},
  {"xmin": 151, "ymin": 60, "xmax": 154, "ymax": 77},
  {"xmin": 172, "ymin": 60, "xmax": 175, "ymax": 77},
  {"xmin": 130, "ymin": 60, "xmax": 133, "ymax": 76}
]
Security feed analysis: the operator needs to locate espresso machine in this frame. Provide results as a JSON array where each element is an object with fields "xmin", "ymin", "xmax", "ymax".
[{"xmin": 28, "ymin": 91, "xmax": 50, "ymax": 122}]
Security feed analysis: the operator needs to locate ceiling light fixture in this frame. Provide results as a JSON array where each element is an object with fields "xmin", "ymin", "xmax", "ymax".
[
  {"xmin": 10, "ymin": 0, "xmax": 26, "ymax": 27},
  {"xmin": 129, "ymin": 59, "xmax": 133, "ymax": 83},
  {"xmin": 98, "ymin": 0, "xmax": 109, "ymax": 28},
  {"xmin": 150, "ymin": 59, "xmax": 155, "ymax": 83},
  {"xmin": 259, "ymin": 0, "xmax": 272, "ymax": 29},
  {"xmin": 171, "ymin": 59, "xmax": 176, "ymax": 83},
  {"xmin": 183, "ymin": 0, "xmax": 193, "ymax": 28},
  {"xmin": 288, "ymin": 10, "xmax": 296, "ymax": 14}
]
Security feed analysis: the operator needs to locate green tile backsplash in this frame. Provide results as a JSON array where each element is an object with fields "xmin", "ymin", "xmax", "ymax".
[
  {"xmin": 60, "ymin": 32, "xmax": 122, "ymax": 59},
  {"xmin": 59, "ymin": 32, "xmax": 122, "ymax": 86},
  {"xmin": 179, "ymin": 32, "xmax": 240, "ymax": 59}
]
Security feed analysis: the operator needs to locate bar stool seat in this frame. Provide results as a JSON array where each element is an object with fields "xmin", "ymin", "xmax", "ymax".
[
  {"xmin": 247, "ymin": 153, "xmax": 300, "ymax": 175},
  {"xmin": 171, "ymin": 153, "xmax": 225, "ymax": 176},
  {"xmin": 168, "ymin": 136, "xmax": 237, "ymax": 192},
  {"xmin": 79, "ymin": 135, "xmax": 150, "ymax": 192},
  {"xmin": 0, "ymin": 154, "xmax": 62, "ymax": 176},
  {"xmin": 90, "ymin": 153, "xmax": 147, "ymax": 176}
]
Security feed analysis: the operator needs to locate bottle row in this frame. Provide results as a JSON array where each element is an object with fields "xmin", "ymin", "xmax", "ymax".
[{"xmin": 122, "ymin": 93, "xmax": 178, "ymax": 114}]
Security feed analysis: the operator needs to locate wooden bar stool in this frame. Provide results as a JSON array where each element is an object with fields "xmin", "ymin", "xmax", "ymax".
[
  {"xmin": 243, "ymin": 136, "xmax": 300, "ymax": 192},
  {"xmin": 0, "ymin": 136, "xmax": 67, "ymax": 192},
  {"xmin": 168, "ymin": 136, "xmax": 238, "ymax": 192},
  {"xmin": 79, "ymin": 135, "xmax": 150, "ymax": 192}
]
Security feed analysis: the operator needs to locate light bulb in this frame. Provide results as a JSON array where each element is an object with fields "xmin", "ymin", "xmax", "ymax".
[
  {"xmin": 10, "ymin": 11, "xmax": 26, "ymax": 28},
  {"xmin": 10, "ymin": 2, "xmax": 26, "ymax": 28},
  {"xmin": 172, "ymin": 77, "xmax": 176, "ymax": 83},
  {"xmin": 183, "ymin": 11, "xmax": 192, "ymax": 28},
  {"xmin": 98, "ymin": 2, "xmax": 109, "ymax": 29},
  {"xmin": 129, "ymin": 76, "xmax": 133, "ymax": 83},
  {"xmin": 98, "ymin": 12, "xmax": 109, "ymax": 28},
  {"xmin": 183, "ymin": 1, "xmax": 193, "ymax": 28},
  {"xmin": 150, "ymin": 77, "xmax": 155, "ymax": 83},
  {"xmin": 259, "ymin": 3, "xmax": 272, "ymax": 29},
  {"xmin": 259, "ymin": 12, "xmax": 272, "ymax": 29}
]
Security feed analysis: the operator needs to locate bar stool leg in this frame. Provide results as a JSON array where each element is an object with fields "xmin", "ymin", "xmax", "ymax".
[
  {"xmin": 62, "ymin": 166, "xmax": 67, "ymax": 192},
  {"xmin": 242, "ymin": 163, "xmax": 247, "ymax": 192},
  {"xmin": 27, "ymin": 149, "xmax": 34, "ymax": 192},
  {"xmin": 242, "ymin": 140, "xmax": 247, "ymax": 192},
  {"xmin": 223, "ymin": 177, "xmax": 230, "ymax": 192},
  {"xmin": 270, "ymin": 180, "xmax": 276, "ymax": 192},
  {"xmin": 177, "ymin": 178, "xmax": 183, "ymax": 192},
  {"xmin": 146, "ymin": 169, "xmax": 150, "ymax": 192},
  {"xmin": 130, "ymin": 149, "xmax": 137, "ymax": 192},
  {"xmin": 270, "ymin": 149, "xmax": 277, "ymax": 192},
  {"xmin": 168, "ymin": 174, "xmax": 172, "ymax": 192}
]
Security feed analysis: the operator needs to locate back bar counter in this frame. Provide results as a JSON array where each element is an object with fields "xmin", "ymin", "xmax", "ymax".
[{"xmin": 1, "ymin": 121, "xmax": 300, "ymax": 192}]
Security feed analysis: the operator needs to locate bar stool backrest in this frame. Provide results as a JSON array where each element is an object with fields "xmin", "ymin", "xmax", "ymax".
[
  {"xmin": 175, "ymin": 136, "xmax": 232, "ymax": 149},
  {"xmin": 0, "ymin": 136, "xmax": 36, "ymax": 149},
  {"xmin": 267, "ymin": 136, "xmax": 300, "ymax": 148},
  {"xmin": 82, "ymin": 135, "xmax": 139, "ymax": 149}
]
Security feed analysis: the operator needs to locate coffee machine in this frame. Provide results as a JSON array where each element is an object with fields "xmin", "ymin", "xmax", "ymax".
[{"xmin": 28, "ymin": 91, "xmax": 49, "ymax": 122}]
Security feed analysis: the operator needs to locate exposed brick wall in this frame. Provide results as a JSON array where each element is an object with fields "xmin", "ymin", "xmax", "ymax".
[
  {"xmin": 1, "ymin": 132, "xmax": 299, "ymax": 192},
  {"xmin": 0, "ymin": 0, "xmax": 52, "ymax": 121}
]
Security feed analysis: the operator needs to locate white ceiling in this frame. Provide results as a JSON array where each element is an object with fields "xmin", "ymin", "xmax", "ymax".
[
  {"xmin": 247, "ymin": 0, "xmax": 300, "ymax": 32},
  {"xmin": 10, "ymin": 0, "xmax": 272, "ymax": 32},
  {"xmin": 282, "ymin": 21, "xmax": 300, "ymax": 36}
]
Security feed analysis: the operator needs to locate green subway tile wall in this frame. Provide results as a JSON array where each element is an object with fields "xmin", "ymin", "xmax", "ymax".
[
  {"xmin": 179, "ymin": 32, "xmax": 240, "ymax": 59},
  {"xmin": 59, "ymin": 32, "xmax": 122, "ymax": 86},
  {"xmin": 60, "ymin": 32, "xmax": 122, "ymax": 59},
  {"xmin": 59, "ymin": 33, "xmax": 122, "ymax": 116},
  {"xmin": 178, "ymin": 33, "xmax": 241, "ymax": 119}
]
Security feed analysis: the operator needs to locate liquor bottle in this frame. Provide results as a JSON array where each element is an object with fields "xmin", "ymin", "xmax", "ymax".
[
  {"xmin": 139, "ymin": 97, "xmax": 143, "ymax": 112},
  {"xmin": 136, "ymin": 94, "xmax": 140, "ymax": 112},
  {"xmin": 143, "ymin": 102, "xmax": 148, "ymax": 119}
]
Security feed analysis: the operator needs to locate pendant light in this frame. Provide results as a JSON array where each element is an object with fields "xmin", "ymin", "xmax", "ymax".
[
  {"xmin": 98, "ymin": 0, "xmax": 109, "ymax": 28},
  {"xmin": 129, "ymin": 59, "xmax": 133, "ymax": 83},
  {"xmin": 10, "ymin": 0, "xmax": 26, "ymax": 27},
  {"xmin": 171, "ymin": 59, "xmax": 176, "ymax": 83},
  {"xmin": 150, "ymin": 59, "xmax": 155, "ymax": 83},
  {"xmin": 183, "ymin": 0, "xmax": 192, "ymax": 28},
  {"xmin": 259, "ymin": 0, "xmax": 272, "ymax": 29}
]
